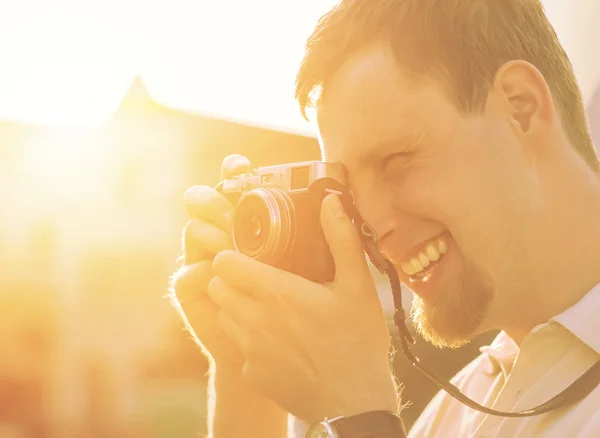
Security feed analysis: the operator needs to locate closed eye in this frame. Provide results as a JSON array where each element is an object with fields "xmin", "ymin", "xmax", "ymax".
[{"xmin": 381, "ymin": 152, "xmax": 411, "ymax": 169}]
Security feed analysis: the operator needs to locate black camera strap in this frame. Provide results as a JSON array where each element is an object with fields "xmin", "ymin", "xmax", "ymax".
[{"xmin": 319, "ymin": 181, "xmax": 600, "ymax": 418}]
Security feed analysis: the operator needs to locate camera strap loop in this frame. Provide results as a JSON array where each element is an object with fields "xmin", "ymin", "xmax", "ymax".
[{"xmin": 318, "ymin": 179, "xmax": 600, "ymax": 418}]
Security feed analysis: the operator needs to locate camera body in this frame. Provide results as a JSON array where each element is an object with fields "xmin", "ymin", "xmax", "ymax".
[{"xmin": 219, "ymin": 160, "xmax": 347, "ymax": 283}]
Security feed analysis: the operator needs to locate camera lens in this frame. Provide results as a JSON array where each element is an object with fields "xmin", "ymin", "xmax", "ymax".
[
  {"xmin": 233, "ymin": 188, "xmax": 295, "ymax": 264},
  {"xmin": 249, "ymin": 215, "xmax": 262, "ymax": 237},
  {"xmin": 238, "ymin": 213, "xmax": 264, "ymax": 253}
]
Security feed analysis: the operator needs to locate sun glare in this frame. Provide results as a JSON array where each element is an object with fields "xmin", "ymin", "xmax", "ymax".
[
  {"xmin": 0, "ymin": 0, "xmax": 338, "ymax": 133},
  {"xmin": 0, "ymin": 0, "xmax": 596, "ymax": 132},
  {"xmin": 0, "ymin": 0, "xmax": 140, "ymax": 128}
]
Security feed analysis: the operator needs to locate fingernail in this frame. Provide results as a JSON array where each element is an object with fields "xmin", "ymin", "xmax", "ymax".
[{"xmin": 325, "ymin": 194, "xmax": 346, "ymax": 219}]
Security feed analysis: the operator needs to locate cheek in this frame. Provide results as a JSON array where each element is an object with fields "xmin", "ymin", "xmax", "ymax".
[
  {"xmin": 435, "ymin": 152, "xmax": 527, "ymax": 260},
  {"xmin": 382, "ymin": 141, "xmax": 516, "ymax": 247}
]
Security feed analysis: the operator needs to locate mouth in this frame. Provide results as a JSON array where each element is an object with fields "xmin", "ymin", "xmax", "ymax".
[
  {"xmin": 379, "ymin": 230, "xmax": 454, "ymax": 299},
  {"xmin": 399, "ymin": 232, "xmax": 449, "ymax": 284}
]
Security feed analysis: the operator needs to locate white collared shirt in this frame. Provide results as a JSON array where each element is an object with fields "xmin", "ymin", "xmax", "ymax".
[{"xmin": 409, "ymin": 283, "xmax": 600, "ymax": 438}]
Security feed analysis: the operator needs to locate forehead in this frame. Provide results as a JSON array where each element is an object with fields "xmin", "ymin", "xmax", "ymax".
[{"xmin": 316, "ymin": 42, "xmax": 450, "ymax": 165}]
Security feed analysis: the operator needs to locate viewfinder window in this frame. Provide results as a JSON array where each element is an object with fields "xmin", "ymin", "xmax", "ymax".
[{"xmin": 290, "ymin": 166, "xmax": 310, "ymax": 190}]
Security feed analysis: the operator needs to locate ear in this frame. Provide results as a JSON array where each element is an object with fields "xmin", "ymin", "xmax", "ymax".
[{"xmin": 489, "ymin": 60, "xmax": 556, "ymax": 138}]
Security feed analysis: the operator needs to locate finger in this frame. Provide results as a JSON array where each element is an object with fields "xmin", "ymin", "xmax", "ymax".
[
  {"xmin": 207, "ymin": 276, "xmax": 259, "ymax": 325},
  {"xmin": 183, "ymin": 219, "xmax": 233, "ymax": 264},
  {"xmin": 320, "ymin": 194, "xmax": 371, "ymax": 284},
  {"xmin": 218, "ymin": 309, "xmax": 248, "ymax": 352},
  {"xmin": 170, "ymin": 261, "xmax": 213, "ymax": 306},
  {"xmin": 182, "ymin": 246, "xmax": 209, "ymax": 267},
  {"xmin": 212, "ymin": 250, "xmax": 308, "ymax": 298},
  {"xmin": 169, "ymin": 262, "xmax": 222, "ymax": 346},
  {"xmin": 220, "ymin": 154, "xmax": 251, "ymax": 180},
  {"xmin": 184, "ymin": 185, "xmax": 234, "ymax": 232}
]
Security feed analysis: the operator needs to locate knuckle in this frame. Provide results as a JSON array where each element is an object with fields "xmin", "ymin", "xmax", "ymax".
[
  {"xmin": 184, "ymin": 185, "xmax": 216, "ymax": 208},
  {"xmin": 171, "ymin": 262, "xmax": 212, "ymax": 299},
  {"xmin": 182, "ymin": 220, "xmax": 232, "ymax": 260},
  {"xmin": 183, "ymin": 219, "xmax": 202, "ymax": 241},
  {"xmin": 184, "ymin": 219, "xmax": 220, "ymax": 244},
  {"xmin": 206, "ymin": 275, "xmax": 220, "ymax": 296},
  {"xmin": 184, "ymin": 186, "xmax": 233, "ymax": 231}
]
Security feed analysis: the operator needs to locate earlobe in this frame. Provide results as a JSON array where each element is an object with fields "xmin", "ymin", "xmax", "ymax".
[{"xmin": 492, "ymin": 60, "xmax": 555, "ymax": 136}]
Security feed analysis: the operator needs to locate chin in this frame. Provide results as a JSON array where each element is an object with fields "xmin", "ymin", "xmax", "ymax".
[
  {"xmin": 410, "ymin": 267, "xmax": 494, "ymax": 349},
  {"xmin": 411, "ymin": 298, "xmax": 479, "ymax": 349}
]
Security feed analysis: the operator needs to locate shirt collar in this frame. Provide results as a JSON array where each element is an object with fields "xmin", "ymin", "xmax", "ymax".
[
  {"xmin": 479, "ymin": 282, "xmax": 600, "ymax": 377},
  {"xmin": 551, "ymin": 282, "xmax": 600, "ymax": 355},
  {"xmin": 479, "ymin": 331, "xmax": 518, "ymax": 379}
]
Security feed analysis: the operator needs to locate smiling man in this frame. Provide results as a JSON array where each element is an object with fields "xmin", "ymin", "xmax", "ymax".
[{"xmin": 171, "ymin": 1, "xmax": 600, "ymax": 437}]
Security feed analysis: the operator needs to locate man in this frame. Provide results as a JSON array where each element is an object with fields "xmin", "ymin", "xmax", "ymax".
[{"xmin": 170, "ymin": 0, "xmax": 600, "ymax": 436}]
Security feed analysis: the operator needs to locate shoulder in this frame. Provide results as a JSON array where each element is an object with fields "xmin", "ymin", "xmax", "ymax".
[{"xmin": 408, "ymin": 334, "xmax": 512, "ymax": 438}]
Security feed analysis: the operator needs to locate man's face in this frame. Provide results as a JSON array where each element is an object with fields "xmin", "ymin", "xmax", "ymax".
[{"xmin": 317, "ymin": 43, "xmax": 538, "ymax": 348}]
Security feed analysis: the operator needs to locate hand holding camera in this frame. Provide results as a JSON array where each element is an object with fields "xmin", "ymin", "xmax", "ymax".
[
  {"xmin": 170, "ymin": 155, "xmax": 252, "ymax": 368},
  {"xmin": 184, "ymin": 156, "xmax": 394, "ymax": 422},
  {"xmin": 173, "ymin": 155, "xmax": 398, "ymax": 423}
]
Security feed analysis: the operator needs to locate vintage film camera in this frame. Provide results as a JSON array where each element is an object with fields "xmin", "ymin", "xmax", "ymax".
[{"xmin": 218, "ymin": 160, "xmax": 347, "ymax": 283}]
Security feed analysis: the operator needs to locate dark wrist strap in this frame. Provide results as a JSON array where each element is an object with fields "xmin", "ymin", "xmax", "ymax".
[
  {"xmin": 315, "ymin": 178, "xmax": 600, "ymax": 418},
  {"xmin": 332, "ymin": 411, "xmax": 406, "ymax": 438}
]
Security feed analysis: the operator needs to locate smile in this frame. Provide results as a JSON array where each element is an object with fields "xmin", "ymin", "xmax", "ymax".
[{"xmin": 400, "ymin": 234, "xmax": 448, "ymax": 279}]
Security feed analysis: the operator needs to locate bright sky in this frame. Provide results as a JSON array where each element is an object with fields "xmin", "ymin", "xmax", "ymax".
[{"xmin": 0, "ymin": 0, "xmax": 598, "ymax": 136}]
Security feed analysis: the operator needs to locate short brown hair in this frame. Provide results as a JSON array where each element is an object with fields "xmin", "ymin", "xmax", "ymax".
[{"xmin": 296, "ymin": 0, "xmax": 599, "ymax": 171}]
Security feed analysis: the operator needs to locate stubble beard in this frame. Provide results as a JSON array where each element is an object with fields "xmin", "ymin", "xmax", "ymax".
[{"xmin": 410, "ymin": 260, "xmax": 494, "ymax": 349}]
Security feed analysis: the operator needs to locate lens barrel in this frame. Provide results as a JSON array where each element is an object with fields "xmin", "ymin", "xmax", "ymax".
[{"xmin": 232, "ymin": 188, "xmax": 296, "ymax": 265}]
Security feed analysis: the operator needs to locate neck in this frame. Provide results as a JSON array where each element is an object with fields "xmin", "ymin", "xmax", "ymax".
[{"xmin": 505, "ymin": 152, "xmax": 600, "ymax": 345}]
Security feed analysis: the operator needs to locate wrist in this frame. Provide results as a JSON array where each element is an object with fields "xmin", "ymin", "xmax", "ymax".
[
  {"xmin": 307, "ymin": 410, "xmax": 406, "ymax": 438},
  {"xmin": 213, "ymin": 364, "xmax": 286, "ymax": 411},
  {"xmin": 327, "ymin": 370, "xmax": 399, "ymax": 419},
  {"xmin": 211, "ymin": 365, "xmax": 288, "ymax": 438}
]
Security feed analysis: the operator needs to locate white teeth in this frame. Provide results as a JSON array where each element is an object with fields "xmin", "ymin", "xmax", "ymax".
[
  {"xmin": 400, "ymin": 262, "xmax": 412, "ymax": 275},
  {"xmin": 408, "ymin": 258, "xmax": 422, "ymax": 275},
  {"xmin": 401, "ymin": 236, "xmax": 448, "ymax": 277},
  {"xmin": 411, "ymin": 258, "xmax": 422, "ymax": 273},
  {"xmin": 401, "ymin": 257, "xmax": 422, "ymax": 276},
  {"xmin": 426, "ymin": 244, "xmax": 440, "ymax": 261}
]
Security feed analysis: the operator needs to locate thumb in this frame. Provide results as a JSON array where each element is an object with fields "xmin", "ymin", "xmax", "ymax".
[
  {"xmin": 320, "ymin": 194, "xmax": 371, "ymax": 283},
  {"xmin": 221, "ymin": 154, "xmax": 251, "ymax": 180}
]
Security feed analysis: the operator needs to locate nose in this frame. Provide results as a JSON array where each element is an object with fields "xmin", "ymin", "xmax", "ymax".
[{"xmin": 351, "ymin": 184, "xmax": 397, "ymax": 242}]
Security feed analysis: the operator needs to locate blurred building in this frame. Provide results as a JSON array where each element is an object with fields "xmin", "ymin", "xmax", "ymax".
[{"xmin": 0, "ymin": 77, "xmax": 321, "ymax": 438}]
